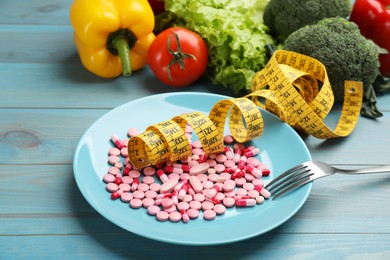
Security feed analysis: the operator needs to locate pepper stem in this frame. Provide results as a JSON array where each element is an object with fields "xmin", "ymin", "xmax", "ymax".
[{"xmin": 112, "ymin": 35, "xmax": 132, "ymax": 76}]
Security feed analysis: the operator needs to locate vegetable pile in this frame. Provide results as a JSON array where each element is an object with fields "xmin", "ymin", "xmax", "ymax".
[{"xmin": 155, "ymin": 0, "xmax": 276, "ymax": 94}]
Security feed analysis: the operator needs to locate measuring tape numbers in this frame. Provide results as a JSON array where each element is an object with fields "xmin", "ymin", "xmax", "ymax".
[{"xmin": 128, "ymin": 50, "xmax": 363, "ymax": 168}]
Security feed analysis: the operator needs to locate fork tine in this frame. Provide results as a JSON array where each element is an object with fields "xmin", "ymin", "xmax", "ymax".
[
  {"xmin": 265, "ymin": 164, "xmax": 308, "ymax": 190},
  {"xmin": 267, "ymin": 168, "xmax": 313, "ymax": 195},
  {"xmin": 272, "ymin": 176, "xmax": 314, "ymax": 199}
]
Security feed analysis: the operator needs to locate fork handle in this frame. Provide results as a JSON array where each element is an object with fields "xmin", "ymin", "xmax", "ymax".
[{"xmin": 338, "ymin": 165, "xmax": 390, "ymax": 175}]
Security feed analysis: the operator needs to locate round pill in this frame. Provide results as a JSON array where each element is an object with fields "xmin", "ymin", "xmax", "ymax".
[
  {"xmin": 223, "ymin": 197, "xmax": 236, "ymax": 208},
  {"xmin": 202, "ymin": 180, "xmax": 214, "ymax": 189},
  {"xmin": 106, "ymin": 183, "xmax": 119, "ymax": 192},
  {"xmin": 243, "ymin": 182, "xmax": 255, "ymax": 191},
  {"xmin": 192, "ymin": 148, "xmax": 203, "ymax": 155},
  {"xmin": 133, "ymin": 190, "xmax": 145, "ymax": 199},
  {"xmin": 244, "ymin": 173, "xmax": 256, "ymax": 182},
  {"xmin": 235, "ymin": 177, "xmax": 246, "ymax": 186},
  {"xmin": 156, "ymin": 211, "xmax": 169, "ymax": 221},
  {"xmin": 207, "ymin": 173, "xmax": 219, "ymax": 182},
  {"xmin": 223, "ymin": 135, "xmax": 234, "ymax": 144},
  {"xmin": 129, "ymin": 170, "xmax": 141, "ymax": 178},
  {"xmin": 192, "ymin": 140, "xmax": 202, "ymax": 148},
  {"xmin": 145, "ymin": 190, "xmax": 157, "ymax": 199},
  {"xmin": 160, "ymin": 178, "xmax": 178, "ymax": 194},
  {"xmin": 180, "ymin": 173, "xmax": 190, "ymax": 180},
  {"xmin": 216, "ymin": 154, "xmax": 227, "ymax": 163},
  {"xmin": 142, "ymin": 176, "xmax": 155, "ymax": 185},
  {"xmin": 168, "ymin": 173, "xmax": 180, "ymax": 180},
  {"xmin": 137, "ymin": 183, "xmax": 150, "ymax": 192},
  {"xmin": 214, "ymin": 164, "xmax": 226, "ymax": 173},
  {"xmin": 121, "ymin": 176, "xmax": 133, "ymax": 184},
  {"xmin": 177, "ymin": 201, "xmax": 190, "ymax": 211},
  {"xmin": 206, "ymin": 159, "xmax": 217, "ymax": 167},
  {"xmin": 164, "ymin": 205, "xmax": 177, "ymax": 213},
  {"xmin": 207, "ymin": 168, "xmax": 216, "ymax": 175},
  {"xmin": 220, "ymin": 172, "xmax": 231, "ymax": 180},
  {"xmin": 215, "ymin": 192, "xmax": 225, "ymax": 201},
  {"xmin": 119, "ymin": 183, "xmax": 131, "ymax": 192},
  {"xmin": 114, "ymin": 162, "xmax": 123, "ymax": 169},
  {"xmin": 103, "ymin": 174, "xmax": 115, "ymax": 183},
  {"xmin": 252, "ymin": 179, "xmax": 264, "ymax": 186},
  {"xmin": 108, "ymin": 167, "xmax": 120, "ymax": 175},
  {"xmin": 147, "ymin": 205, "xmax": 160, "ymax": 215},
  {"xmin": 120, "ymin": 148, "xmax": 128, "ymax": 157},
  {"xmin": 224, "ymin": 190, "xmax": 236, "ymax": 197},
  {"xmin": 189, "ymin": 162, "xmax": 210, "ymax": 176},
  {"xmin": 109, "ymin": 147, "xmax": 121, "ymax": 156},
  {"xmin": 203, "ymin": 209, "xmax": 216, "ymax": 220},
  {"xmin": 213, "ymin": 204, "xmax": 226, "ymax": 215},
  {"xmin": 236, "ymin": 188, "xmax": 248, "ymax": 196},
  {"xmin": 187, "ymin": 208, "xmax": 200, "ymax": 219},
  {"xmin": 223, "ymin": 160, "xmax": 235, "ymax": 168},
  {"xmin": 248, "ymin": 190, "xmax": 260, "ymax": 198},
  {"xmin": 182, "ymin": 194, "xmax": 193, "ymax": 202},
  {"xmin": 247, "ymin": 157, "xmax": 261, "ymax": 167},
  {"xmin": 143, "ymin": 167, "xmax": 156, "ymax": 176},
  {"xmin": 120, "ymin": 192, "xmax": 133, "ymax": 202},
  {"xmin": 127, "ymin": 128, "xmax": 140, "ymax": 137},
  {"xmin": 142, "ymin": 197, "xmax": 155, "ymax": 208},
  {"xmin": 129, "ymin": 198, "xmax": 143, "ymax": 209},
  {"xmin": 169, "ymin": 212, "xmax": 182, "ymax": 222},
  {"xmin": 108, "ymin": 155, "xmax": 120, "ymax": 165},
  {"xmin": 256, "ymin": 196, "xmax": 265, "ymax": 204},
  {"xmin": 161, "ymin": 198, "xmax": 174, "ymax": 208},
  {"xmin": 201, "ymin": 201, "xmax": 214, "ymax": 211},
  {"xmin": 222, "ymin": 179, "xmax": 236, "ymax": 192},
  {"xmin": 189, "ymin": 200, "xmax": 202, "ymax": 210},
  {"xmin": 149, "ymin": 183, "xmax": 161, "ymax": 191}
]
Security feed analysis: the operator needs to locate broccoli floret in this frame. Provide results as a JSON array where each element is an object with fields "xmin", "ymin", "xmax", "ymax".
[
  {"xmin": 283, "ymin": 17, "xmax": 380, "ymax": 107},
  {"xmin": 263, "ymin": 0, "xmax": 351, "ymax": 42}
]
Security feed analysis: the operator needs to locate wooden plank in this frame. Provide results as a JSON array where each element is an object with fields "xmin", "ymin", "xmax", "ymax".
[
  {"xmin": 0, "ymin": 0, "xmax": 72, "ymax": 25},
  {"xmin": 0, "ymin": 234, "xmax": 389, "ymax": 258},
  {"xmin": 1, "ymin": 165, "xmax": 389, "ymax": 235}
]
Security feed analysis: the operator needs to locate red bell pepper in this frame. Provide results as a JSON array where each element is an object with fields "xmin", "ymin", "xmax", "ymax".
[{"xmin": 350, "ymin": 0, "xmax": 390, "ymax": 77}]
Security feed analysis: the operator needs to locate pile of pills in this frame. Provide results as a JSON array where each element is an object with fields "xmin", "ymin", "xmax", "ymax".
[{"xmin": 103, "ymin": 126, "xmax": 271, "ymax": 223}]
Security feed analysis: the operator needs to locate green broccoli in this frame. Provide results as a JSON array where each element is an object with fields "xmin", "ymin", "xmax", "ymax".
[
  {"xmin": 263, "ymin": 0, "xmax": 351, "ymax": 42},
  {"xmin": 283, "ymin": 17, "xmax": 381, "ymax": 118}
]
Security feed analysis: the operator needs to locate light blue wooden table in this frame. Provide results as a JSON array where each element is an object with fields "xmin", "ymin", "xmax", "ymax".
[{"xmin": 1, "ymin": 0, "xmax": 390, "ymax": 258}]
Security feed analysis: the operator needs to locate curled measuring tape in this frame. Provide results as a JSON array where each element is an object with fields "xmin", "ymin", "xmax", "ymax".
[{"xmin": 128, "ymin": 50, "xmax": 363, "ymax": 168}]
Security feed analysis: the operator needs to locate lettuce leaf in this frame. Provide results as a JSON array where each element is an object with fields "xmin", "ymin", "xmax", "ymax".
[{"xmin": 159, "ymin": 0, "xmax": 276, "ymax": 94}]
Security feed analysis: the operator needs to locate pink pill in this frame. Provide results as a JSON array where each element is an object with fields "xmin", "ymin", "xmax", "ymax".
[
  {"xmin": 109, "ymin": 147, "xmax": 121, "ymax": 156},
  {"xmin": 244, "ymin": 173, "xmax": 256, "ymax": 182},
  {"xmin": 224, "ymin": 190, "xmax": 236, "ymax": 197},
  {"xmin": 142, "ymin": 197, "xmax": 155, "ymax": 208},
  {"xmin": 194, "ymin": 193, "xmax": 206, "ymax": 202},
  {"xmin": 145, "ymin": 190, "xmax": 157, "ymax": 199},
  {"xmin": 222, "ymin": 179, "xmax": 236, "ymax": 192},
  {"xmin": 189, "ymin": 200, "xmax": 202, "ymax": 210},
  {"xmin": 119, "ymin": 183, "xmax": 131, "ymax": 192},
  {"xmin": 177, "ymin": 201, "xmax": 190, "ymax": 211},
  {"xmin": 235, "ymin": 177, "xmax": 247, "ymax": 186},
  {"xmin": 129, "ymin": 170, "xmax": 141, "ymax": 178},
  {"xmin": 182, "ymin": 194, "xmax": 193, "ymax": 202},
  {"xmin": 215, "ymin": 192, "xmax": 225, "ymax": 201},
  {"xmin": 252, "ymin": 179, "xmax": 264, "ymax": 186},
  {"xmin": 133, "ymin": 190, "xmax": 145, "ymax": 199},
  {"xmin": 161, "ymin": 198, "xmax": 174, "ymax": 208},
  {"xmin": 202, "ymin": 180, "xmax": 214, "ymax": 189},
  {"xmin": 156, "ymin": 210, "xmax": 169, "ymax": 221},
  {"xmin": 256, "ymin": 196, "xmax": 265, "ymax": 204},
  {"xmin": 130, "ymin": 198, "xmax": 143, "ymax": 209},
  {"xmin": 108, "ymin": 167, "xmax": 120, "ymax": 175},
  {"xmin": 137, "ymin": 183, "xmax": 150, "ymax": 192},
  {"xmin": 203, "ymin": 209, "xmax": 216, "ymax": 220},
  {"xmin": 147, "ymin": 205, "xmax": 161, "ymax": 215},
  {"xmin": 219, "ymin": 172, "xmax": 231, "ymax": 180},
  {"xmin": 142, "ymin": 176, "xmax": 155, "ymax": 185},
  {"xmin": 201, "ymin": 201, "xmax": 214, "ymax": 210},
  {"xmin": 248, "ymin": 189, "xmax": 260, "ymax": 198},
  {"xmin": 143, "ymin": 166, "xmax": 156, "ymax": 176},
  {"xmin": 189, "ymin": 176, "xmax": 203, "ymax": 193},
  {"xmin": 223, "ymin": 197, "xmax": 236, "ymax": 208},
  {"xmin": 164, "ymin": 205, "xmax": 177, "ymax": 213},
  {"xmin": 192, "ymin": 140, "xmax": 202, "ymax": 148},
  {"xmin": 120, "ymin": 148, "xmax": 128, "ymax": 157},
  {"xmin": 223, "ymin": 135, "xmax": 234, "ymax": 144},
  {"xmin": 149, "ymin": 183, "xmax": 161, "ymax": 192},
  {"xmin": 114, "ymin": 162, "xmax": 123, "ymax": 169},
  {"xmin": 160, "ymin": 178, "xmax": 178, "ymax": 194},
  {"xmin": 186, "ymin": 208, "xmax": 198, "ymax": 219},
  {"xmin": 188, "ymin": 160, "xmax": 199, "ymax": 167},
  {"xmin": 224, "ymin": 160, "xmax": 236, "ymax": 168},
  {"xmin": 243, "ymin": 182, "xmax": 255, "ymax": 191},
  {"xmin": 108, "ymin": 155, "xmax": 120, "ymax": 165},
  {"xmin": 169, "ymin": 211, "xmax": 181, "ymax": 222},
  {"xmin": 214, "ymin": 164, "xmax": 226, "ymax": 173},
  {"xmin": 168, "ymin": 173, "xmax": 180, "ymax": 180},
  {"xmin": 213, "ymin": 204, "xmax": 226, "ymax": 215},
  {"xmin": 127, "ymin": 128, "xmax": 140, "ymax": 137},
  {"xmin": 215, "ymin": 154, "xmax": 227, "ymax": 163},
  {"xmin": 236, "ymin": 188, "xmax": 248, "ymax": 196},
  {"xmin": 180, "ymin": 173, "xmax": 191, "ymax": 180},
  {"xmin": 189, "ymin": 162, "xmax": 210, "ymax": 176},
  {"xmin": 121, "ymin": 176, "xmax": 133, "ymax": 184},
  {"xmin": 192, "ymin": 148, "xmax": 204, "ymax": 155},
  {"xmin": 103, "ymin": 174, "xmax": 115, "ymax": 183},
  {"xmin": 247, "ymin": 157, "xmax": 261, "ymax": 167},
  {"xmin": 197, "ymin": 173, "xmax": 208, "ymax": 182},
  {"xmin": 206, "ymin": 159, "xmax": 217, "ymax": 167},
  {"xmin": 207, "ymin": 173, "xmax": 219, "ymax": 182},
  {"xmin": 106, "ymin": 183, "xmax": 119, "ymax": 192},
  {"xmin": 120, "ymin": 192, "xmax": 133, "ymax": 202}
]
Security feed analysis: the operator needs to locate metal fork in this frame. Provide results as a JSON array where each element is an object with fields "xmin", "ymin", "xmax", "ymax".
[{"xmin": 264, "ymin": 161, "xmax": 390, "ymax": 199}]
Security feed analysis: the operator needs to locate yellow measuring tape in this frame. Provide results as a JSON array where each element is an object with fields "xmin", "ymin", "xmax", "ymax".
[{"xmin": 128, "ymin": 50, "xmax": 363, "ymax": 168}]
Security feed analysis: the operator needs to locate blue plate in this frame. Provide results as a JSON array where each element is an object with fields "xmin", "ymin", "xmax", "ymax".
[{"xmin": 73, "ymin": 92, "xmax": 311, "ymax": 245}]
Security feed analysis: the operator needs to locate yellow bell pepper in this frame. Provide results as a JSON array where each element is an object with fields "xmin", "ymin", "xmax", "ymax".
[{"xmin": 70, "ymin": 0, "xmax": 155, "ymax": 78}]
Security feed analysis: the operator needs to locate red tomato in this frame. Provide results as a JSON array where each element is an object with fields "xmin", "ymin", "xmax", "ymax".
[{"xmin": 147, "ymin": 27, "xmax": 208, "ymax": 87}]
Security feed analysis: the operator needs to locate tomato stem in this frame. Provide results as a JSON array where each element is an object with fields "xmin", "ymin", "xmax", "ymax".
[{"xmin": 167, "ymin": 31, "xmax": 197, "ymax": 81}]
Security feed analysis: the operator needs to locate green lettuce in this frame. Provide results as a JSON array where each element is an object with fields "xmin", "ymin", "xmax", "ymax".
[{"xmin": 157, "ymin": 0, "xmax": 276, "ymax": 94}]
